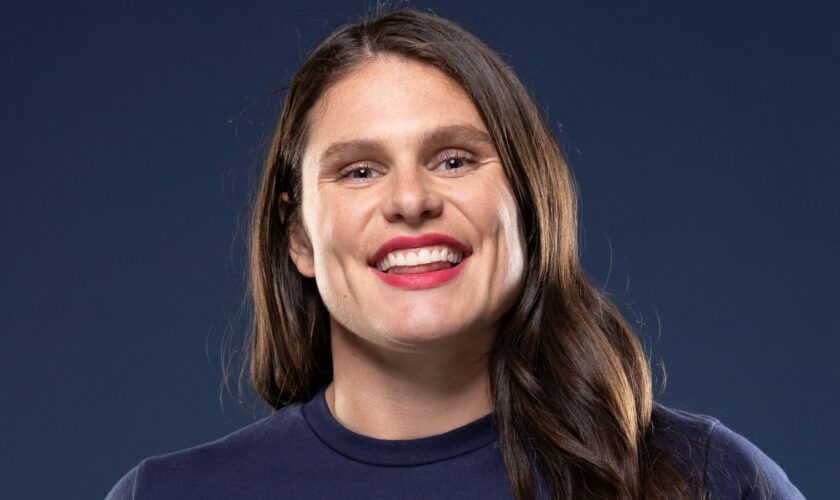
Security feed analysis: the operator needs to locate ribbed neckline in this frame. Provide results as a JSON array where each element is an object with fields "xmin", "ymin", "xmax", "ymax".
[{"xmin": 301, "ymin": 384, "xmax": 496, "ymax": 467}]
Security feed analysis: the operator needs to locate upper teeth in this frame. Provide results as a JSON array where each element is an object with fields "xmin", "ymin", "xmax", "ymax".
[{"xmin": 376, "ymin": 245, "xmax": 464, "ymax": 272}]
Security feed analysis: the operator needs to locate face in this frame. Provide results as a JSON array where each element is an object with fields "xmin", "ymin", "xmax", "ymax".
[{"xmin": 289, "ymin": 55, "xmax": 527, "ymax": 353}]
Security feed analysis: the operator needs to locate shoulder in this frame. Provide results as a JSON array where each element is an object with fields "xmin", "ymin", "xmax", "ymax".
[
  {"xmin": 105, "ymin": 402, "xmax": 308, "ymax": 500},
  {"xmin": 650, "ymin": 403, "xmax": 804, "ymax": 499}
]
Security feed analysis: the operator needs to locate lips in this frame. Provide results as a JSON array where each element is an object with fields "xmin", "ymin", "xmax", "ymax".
[
  {"xmin": 368, "ymin": 233, "xmax": 472, "ymax": 267},
  {"xmin": 372, "ymin": 257, "xmax": 468, "ymax": 289}
]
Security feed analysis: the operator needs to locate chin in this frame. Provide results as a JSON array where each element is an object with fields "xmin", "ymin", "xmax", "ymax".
[{"xmin": 373, "ymin": 318, "xmax": 480, "ymax": 350}]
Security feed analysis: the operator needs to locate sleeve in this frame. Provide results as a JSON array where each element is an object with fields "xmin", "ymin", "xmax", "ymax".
[
  {"xmin": 104, "ymin": 465, "xmax": 138, "ymax": 500},
  {"xmin": 703, "ymin": 421, "xmax": 805, "ymax": 499}
]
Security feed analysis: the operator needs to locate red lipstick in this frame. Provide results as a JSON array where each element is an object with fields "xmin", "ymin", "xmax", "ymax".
[
  {"xmin": 369, "ymin": 233, "xmax": 472, "ymax": 290},
  {"xmin": 369, "ymin": 233, "xmax": 471, "ymax": 266}
]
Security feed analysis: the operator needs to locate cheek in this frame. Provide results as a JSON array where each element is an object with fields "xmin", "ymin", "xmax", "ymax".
[
  {"xmin": 307, "ymin": 203, "xmax": 355, "ymax": 322},
  {"xmin": 306, "ymin": 191, "xmax": 371, "ymax": 274},
  {"xmin": 499, "ymin": 201, "xmax": 527, "ymax": 279},
  {"xmin": 471, "ymin": 180, "xmax": 523, "ymax": 248},
  {"xmin": 478, "ymin": 183, "xmax": 527, "ymax": 287},
  {"xmin": 312, "ymin": 218, "xmax": 346, "ymax": 277}
]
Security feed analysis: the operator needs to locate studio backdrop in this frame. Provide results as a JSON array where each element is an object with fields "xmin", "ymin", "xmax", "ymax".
[{"xmin": 0, "ymin": 2, "xmax": 836, "ymax": 498}]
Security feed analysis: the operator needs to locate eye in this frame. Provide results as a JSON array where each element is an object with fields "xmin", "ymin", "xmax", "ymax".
[
  {"xmin": 339, "ymin": 164, "xmax": 382, "ymax": 181},
  {"xmin": 434, "ymin": 150, "xmax": 475, "ymax": 173}
]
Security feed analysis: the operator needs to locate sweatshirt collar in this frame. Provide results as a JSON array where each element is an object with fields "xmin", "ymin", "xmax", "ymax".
[{"xmin": 301, "ymin": 384, "xmax": 496, "ymax": 466}]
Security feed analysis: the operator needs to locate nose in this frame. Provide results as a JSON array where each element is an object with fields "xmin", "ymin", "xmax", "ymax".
[{"xmin": 381, "ymin": 165, "xmax": 443, "ymax": 225}]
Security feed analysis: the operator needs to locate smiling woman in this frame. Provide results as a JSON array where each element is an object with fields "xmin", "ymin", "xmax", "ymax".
[
  {"xmin": 106, "ymin": 8, "xmax": 804, "ymax": 500},
  {"xmin": 289, "ymin": 56, "xmax": 525, "ymax": 366}
]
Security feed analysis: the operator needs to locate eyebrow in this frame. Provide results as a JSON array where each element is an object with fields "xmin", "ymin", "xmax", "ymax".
[{"xmin": 317, "ymin": 123, "xmax": 495, "ymax": 168}]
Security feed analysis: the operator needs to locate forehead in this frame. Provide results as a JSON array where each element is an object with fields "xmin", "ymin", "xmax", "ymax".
[{"xmin": 304, "ymin": 55, "xmax": 488, "ymax": 156}]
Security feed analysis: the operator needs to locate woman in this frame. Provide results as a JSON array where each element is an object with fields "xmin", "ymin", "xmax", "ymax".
[{"xmin": 107, "ymin": 9, "xmax": 803, "ymax": 499}]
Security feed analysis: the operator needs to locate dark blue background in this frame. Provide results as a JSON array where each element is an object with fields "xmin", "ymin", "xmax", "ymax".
[{"xmin": 1, "ymin": 2, "xmax": 836, "ymax": 498}]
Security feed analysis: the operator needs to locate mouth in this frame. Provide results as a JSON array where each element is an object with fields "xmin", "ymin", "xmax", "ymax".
[
  {"xmin": 369, "ymin": 232, "xmax": 472, "ymax": 272},
  {"xmin": 374, "ymin": 245, "xmax": 465, "ymax": 274},
  {"xmin": 370, "ymin": 254, "xmax": 470, "ymax": 290},
  {"xmin": 368, "ymin": 233, "xmax": 472, "ymax": 289}
]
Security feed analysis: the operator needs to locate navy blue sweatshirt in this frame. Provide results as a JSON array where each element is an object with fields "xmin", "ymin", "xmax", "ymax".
[{"xmin": 106, "ymin": 385, "xmax": 803, "ymax": 499}]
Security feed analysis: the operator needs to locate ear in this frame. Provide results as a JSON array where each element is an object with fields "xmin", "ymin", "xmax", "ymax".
[{"xmin": 282, "ymin": 192, "xmax": 316, "ymax": 278}]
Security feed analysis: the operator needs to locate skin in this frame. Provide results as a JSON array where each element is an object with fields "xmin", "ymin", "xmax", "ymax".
[{"xmin": 289, "ymin": 55, "xmax": 527, "ymax": 439}]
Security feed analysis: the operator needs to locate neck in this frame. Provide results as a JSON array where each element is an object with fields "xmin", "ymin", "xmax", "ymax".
[{"xmin": 325, "ymin": 320, "xmax": 494, "ymax": 440}]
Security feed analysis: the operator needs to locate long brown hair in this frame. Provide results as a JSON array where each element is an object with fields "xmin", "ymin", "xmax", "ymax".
[{"xmin": 246, "ymin": 9, "xmax": 700, "ymax": 499}]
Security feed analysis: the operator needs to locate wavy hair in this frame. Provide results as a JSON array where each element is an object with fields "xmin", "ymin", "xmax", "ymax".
[{"xmin": 245, "ymin": 9, "xmax": 700, "ymax": 499}]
